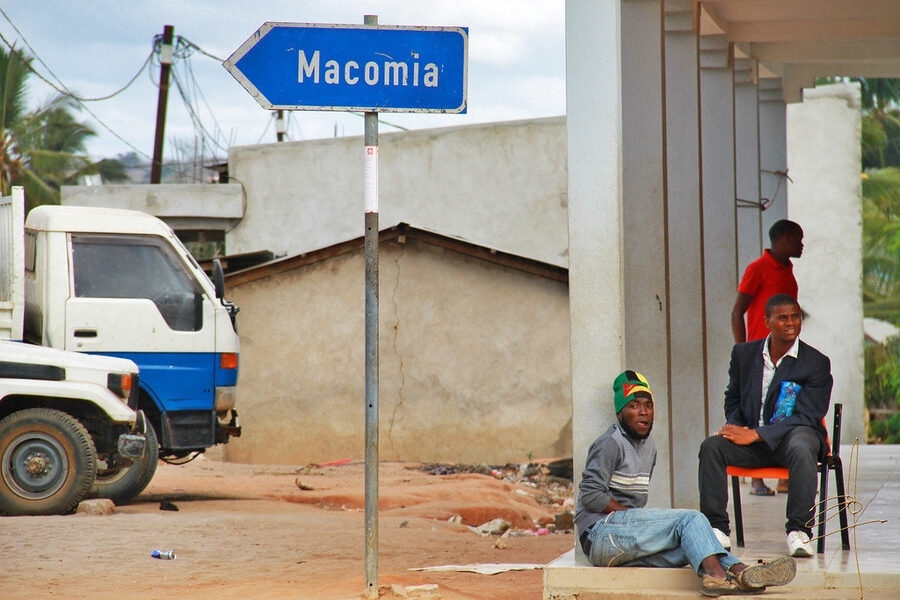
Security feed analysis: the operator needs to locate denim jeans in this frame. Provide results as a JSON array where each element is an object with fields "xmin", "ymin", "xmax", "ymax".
[
  {"xmin": 698, "ymin": 425, "xmax": 821, "ymax": 536},
  {"xmin": 584, "ymin": 508, "xmax": 740, "ymax": 575}
]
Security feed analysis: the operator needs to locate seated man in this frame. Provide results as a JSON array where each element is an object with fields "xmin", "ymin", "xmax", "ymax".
[
  {"xmin": 699, "ymin": 294, "xmax": 833, "ymax": 557},
  {"xmin": 576, "ymin": 370, "xmax": 796, "ymax": 597}
]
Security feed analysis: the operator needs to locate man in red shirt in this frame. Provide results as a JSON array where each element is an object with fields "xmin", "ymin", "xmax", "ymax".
[{"xmin": 730, "ymin": 219, "xmax": 804, "ymax": 495}]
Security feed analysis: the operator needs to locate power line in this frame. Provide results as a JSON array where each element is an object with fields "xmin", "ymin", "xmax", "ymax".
[
  {"xmin": 1, "ymin": 9, "xmax": 283, "ymax": 164},
  {"xmin": 0, "ymin": 8, "xmax": 154, "ymax": 160}
]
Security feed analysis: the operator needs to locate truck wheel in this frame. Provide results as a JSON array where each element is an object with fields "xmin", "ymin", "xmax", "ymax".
[
  {"xmin": 0, "ymin": 408, "xmax": 97, "ymax": 516},
  {"xmin": 90, "ymin": 421, "xmax": 159, "ymax": 504}
]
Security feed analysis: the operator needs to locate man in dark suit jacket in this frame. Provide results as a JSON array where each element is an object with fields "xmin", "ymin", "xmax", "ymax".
[{"xmin": 699, "ymin": 294, "xmax": 833, "ymax": 558}]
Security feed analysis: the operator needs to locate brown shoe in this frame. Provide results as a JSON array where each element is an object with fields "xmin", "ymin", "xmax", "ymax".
[
  {"xmin": 701, "ymin": 574, "xmax": 764, "ymax": 597},
  {"xmin": 737, "ymin": 556, "xmax": 797, "ymax": 589}
]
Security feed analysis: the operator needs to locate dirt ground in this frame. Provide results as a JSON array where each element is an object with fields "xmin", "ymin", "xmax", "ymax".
[{"xmin": 0, "ymin": 456, "xmax": 575, "ymax": 599}]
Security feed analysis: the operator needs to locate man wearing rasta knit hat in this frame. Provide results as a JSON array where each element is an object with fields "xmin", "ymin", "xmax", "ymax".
[
  {"xmin": 574, "ymin": 370, "xmax": 796, "ymax": 596},
  {"xmin": 612, "ymin": 370, "xmax": 654, "ymax": 439}
]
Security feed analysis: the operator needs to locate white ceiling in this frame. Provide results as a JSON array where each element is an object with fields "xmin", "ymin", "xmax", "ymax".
[{"xmin": 698, "ymin": 0, "xmax": 900, "ymax": 101}]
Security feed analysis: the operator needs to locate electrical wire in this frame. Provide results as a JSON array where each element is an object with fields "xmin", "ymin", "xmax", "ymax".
[
  {"xmin": 1, "ymin": 8, "xmax": 268, "ymax": 164},
  {"xmin": 0, "ymin": 9, "xmax": 154, "ymax": 160}
]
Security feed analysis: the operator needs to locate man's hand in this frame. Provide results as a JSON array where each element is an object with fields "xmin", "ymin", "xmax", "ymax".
[
  {"xmin": 716, "ymin": 423, "xmax": 762, "ymax": 446},
  {"xmin": 602, "ymin": 498, "xmax": 630, "ymax": 514}
]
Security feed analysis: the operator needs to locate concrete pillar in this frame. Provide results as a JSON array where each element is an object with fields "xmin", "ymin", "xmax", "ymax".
[
  {"xmin": 567, "ymin": 0, "xmax": 672, "ymax": 509},
  {"xmin": 759, "ymin": 78, "xmax": 788, "ymax": 229},
  {"xmin": 621, "ymin": 0, "xmax": 671, "ymax": 507},
  {"xmin": 787, "ymin": 83, "xmax": 865, "ymax": 446},
  {"xmin": 699, "ymin": 35, "xmax": 738, "ymax": 424},
  {"xmin": 566, "ymin": 0, "xmax": 626, "ymax": 503},
  {"xmin": 734, "ymin": 58, "xmax": 763, "ymax": 269},
  {"xmin": 663, "ymin": 0, "xmax": 706, "ymax": 509}
]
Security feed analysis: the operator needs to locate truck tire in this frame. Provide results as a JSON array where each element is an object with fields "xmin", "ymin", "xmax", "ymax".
[
  {"xmin": 90, "ymin": 422, "xmax": 159, "ymax": 504},
  {"xmin": 0, "ymin": 408, "xmax": 97, "ymax": 516}
]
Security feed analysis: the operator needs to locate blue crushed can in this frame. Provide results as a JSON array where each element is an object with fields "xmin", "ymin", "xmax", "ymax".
[{"xmin": 151, "ymin": 549, "xmax": 176, "ymax": 560}]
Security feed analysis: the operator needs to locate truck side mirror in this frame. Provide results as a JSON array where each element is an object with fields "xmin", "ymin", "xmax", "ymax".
[{"xmin": 212, "ymin": 259, "xmax": 226, "ymax": 299}]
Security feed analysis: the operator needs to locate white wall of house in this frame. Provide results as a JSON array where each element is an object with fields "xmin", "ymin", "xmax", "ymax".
[{"xmin": 226, "ymin": 117, "xmax": 569, "ymax": 268}]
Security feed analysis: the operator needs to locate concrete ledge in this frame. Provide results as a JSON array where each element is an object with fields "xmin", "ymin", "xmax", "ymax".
[
  {"xmin": 543, "ymin": 548, "xmax": 900, "ymax": 600},
  {"xmin": 543, "ymin": 550, "xmax": 699, "ymax": 599}
]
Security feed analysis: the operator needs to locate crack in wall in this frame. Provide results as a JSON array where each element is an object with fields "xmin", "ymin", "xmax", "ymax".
[{"xmin": 387, "ymin": 253, "xmax": 406, "ymax": 448}]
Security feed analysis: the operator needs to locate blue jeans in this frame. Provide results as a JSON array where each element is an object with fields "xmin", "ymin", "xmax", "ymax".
[{"xmin": 584, "ymin": 508, "xmax": 740, "ymax": 575}]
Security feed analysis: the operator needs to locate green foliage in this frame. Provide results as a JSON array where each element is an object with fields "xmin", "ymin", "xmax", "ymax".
[
  {"xmin": 868, "ymin": 412, "xmax": 900, "ymax": 444},
  {"xmin": 865, "ymin": 337, "xmax": 900, "ymax": 410},
  {"xmin": 862, "ymin": 168, "xmax": 900, "ymax": 310},
  {"xmin": 861, "ymin": 110, "xmax": 900, "ymax": 170}
]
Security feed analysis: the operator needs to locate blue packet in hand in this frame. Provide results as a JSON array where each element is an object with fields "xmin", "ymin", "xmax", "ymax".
[{"xmin": 770, "ymin": 381, "xmax": 800, "ymax": 423}]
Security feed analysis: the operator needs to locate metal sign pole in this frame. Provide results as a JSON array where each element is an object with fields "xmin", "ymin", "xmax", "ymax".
[
  {"xmin": 223, "ymin": 16, "xmax": 466, "ymax": 599},
  {"xmin": 363, "ymin": 16, "xmax": 380, "ymax": 600}
]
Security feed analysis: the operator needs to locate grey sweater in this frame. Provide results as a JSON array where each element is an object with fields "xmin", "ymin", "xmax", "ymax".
[{"xmin": 574, "ymin": 422, "xmax": 657, "ymax": 534}]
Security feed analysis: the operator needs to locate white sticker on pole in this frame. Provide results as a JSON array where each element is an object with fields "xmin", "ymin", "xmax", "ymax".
[{"xmin": 364, "ymin": 145, "xmax": 379, "ymax": 213}]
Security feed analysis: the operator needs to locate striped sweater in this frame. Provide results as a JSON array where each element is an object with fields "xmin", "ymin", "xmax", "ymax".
[{"xmin": 574, "ymin": 421, "xmax": 657, "ymax": 534}]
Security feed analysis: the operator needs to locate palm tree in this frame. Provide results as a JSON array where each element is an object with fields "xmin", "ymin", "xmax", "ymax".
[
  {"xmin": 0, "ymin": 43, "xmax": 30, "ymax": 196},
  {"xmin": 0, "ymin": 46, "xmax": 127, "ymax": 210}
]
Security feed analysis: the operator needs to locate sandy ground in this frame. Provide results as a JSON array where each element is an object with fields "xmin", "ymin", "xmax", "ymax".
[{"xmin": 0, "ymin": 456, "xmax": 575, "ymax": 599}]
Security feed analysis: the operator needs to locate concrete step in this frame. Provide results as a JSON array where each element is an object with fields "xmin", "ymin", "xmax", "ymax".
[{"xmin": 543, "ymin": 549, "xmax": 899, "ymax": 600}]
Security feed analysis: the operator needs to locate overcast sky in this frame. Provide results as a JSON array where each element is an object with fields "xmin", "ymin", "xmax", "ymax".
[{"xmin": 0, "ymin": 1, "xmax": 565, "ymax": 163}]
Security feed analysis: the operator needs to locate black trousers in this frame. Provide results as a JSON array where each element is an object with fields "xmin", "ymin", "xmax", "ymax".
[{"xmin": 698, "ymin": 426, "xmax": 821, "ymax": 536}]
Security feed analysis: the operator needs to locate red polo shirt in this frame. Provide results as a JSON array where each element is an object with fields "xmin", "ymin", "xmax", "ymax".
[{"xmin": 737, "ymin": 249, "xmax": 798, "ymax": 341}]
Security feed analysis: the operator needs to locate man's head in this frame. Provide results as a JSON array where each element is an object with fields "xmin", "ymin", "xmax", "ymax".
[
  {"xmin": 765, "ymin": 294, "xmax": 802, "ymax": 345},
  {"xmin": 768, "ymin": 219, "xmax": 804, "ymax": 259},
  {"xmin": 612, "ymin": 370, "xmax": 654, "ymax": 439}
]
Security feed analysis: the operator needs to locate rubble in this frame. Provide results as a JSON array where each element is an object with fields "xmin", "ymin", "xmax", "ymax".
[{"xmin": 417, "ymin": 460, "xmax": 575, "ymax": 535}]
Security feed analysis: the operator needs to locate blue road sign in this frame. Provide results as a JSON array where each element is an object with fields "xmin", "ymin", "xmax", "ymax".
[{"xmin": 224, "ymin": 22, "xmax": 468, "ymax": 113}]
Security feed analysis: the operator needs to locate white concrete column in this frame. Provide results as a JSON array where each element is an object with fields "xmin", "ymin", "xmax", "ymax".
[
  {"xmin": 567, "ymin": 0, "xmax": 673, "ymax": 509},
  {"xmin": 699, "ymin": 35, "xmax": 738, "ymax": 423},
  {"xmin": 787, "ymin": 83, "xmax": 865, "ymax": 446},
  {"xmin": 663, "ymin": 0, "xmax": 705, "ymax": 509},
  {"xmin": 734, "ymin": 58, "xmax": 763, "ymax": 268},
  {"xmin": 621, "ymin": 0, "xmax": 671, "ymax": 507},
  {"xmin": 566, "ymin": 0, "xmax": 626, "ymax": 496}
]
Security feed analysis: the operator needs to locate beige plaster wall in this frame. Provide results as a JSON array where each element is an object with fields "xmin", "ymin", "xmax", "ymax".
[{"xmin": 220, "ymin": 237, "xmax": 571, "ymax": 465}]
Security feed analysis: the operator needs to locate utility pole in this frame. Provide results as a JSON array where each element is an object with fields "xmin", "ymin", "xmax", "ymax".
[{"xmin": 151, "ymin": 25, "xmax": 174, "ymax": 184}]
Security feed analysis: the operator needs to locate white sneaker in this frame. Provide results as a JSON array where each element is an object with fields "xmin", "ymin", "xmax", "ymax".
[
  {"xmin": 712, "ymin": 527, "xmax": 732, "ymax": 550},
  {"xmin": 787, "ymin": 530, "xmax": 814, "ymax": 557}
]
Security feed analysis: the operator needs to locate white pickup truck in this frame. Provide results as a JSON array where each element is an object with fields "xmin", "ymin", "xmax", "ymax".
[{"xmin": 0, "ymin": 341, "xmax": 146, "ymax": 515}]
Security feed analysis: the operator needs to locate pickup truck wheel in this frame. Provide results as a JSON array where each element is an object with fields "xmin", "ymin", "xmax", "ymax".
[
  {"xmin": 0, "ymin": 408, "xmax": 97, "ymax": 516},
  {"xmin": 90, "ymin": 421, "xmax": 159, "ymax": 504}
]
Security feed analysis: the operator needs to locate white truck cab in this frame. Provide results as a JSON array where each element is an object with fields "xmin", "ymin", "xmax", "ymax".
[{"xmin": 2, "ymin": 186, "xmax": 240, "ymax": 510}]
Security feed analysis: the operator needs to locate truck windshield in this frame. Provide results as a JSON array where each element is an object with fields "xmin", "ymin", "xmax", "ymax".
[{"xmin": 72, "ymin": 234, "xmax": 204, "ymax": 331}]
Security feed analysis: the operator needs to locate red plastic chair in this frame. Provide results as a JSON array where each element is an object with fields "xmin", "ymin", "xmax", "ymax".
[{"xmin": 725, "ymin": 403, "xmax": 850, "ymax": 553}]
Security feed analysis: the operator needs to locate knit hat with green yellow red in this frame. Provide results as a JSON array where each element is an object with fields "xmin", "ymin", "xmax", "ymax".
[{"xmin": 612, "ymin": 370, "xmax": 652, "ymax": 413}]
